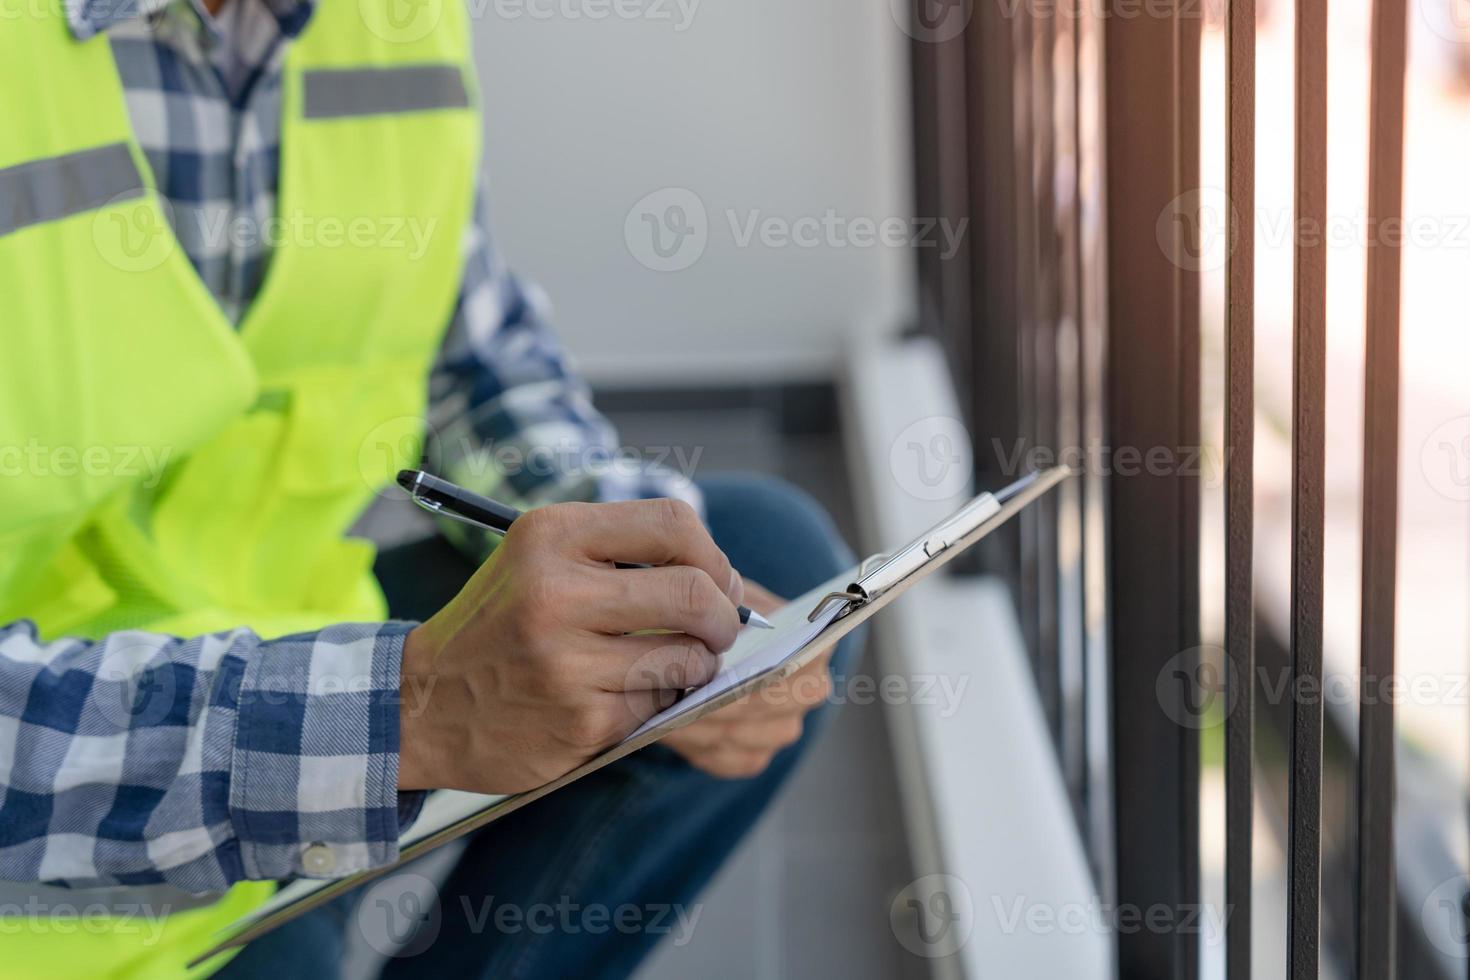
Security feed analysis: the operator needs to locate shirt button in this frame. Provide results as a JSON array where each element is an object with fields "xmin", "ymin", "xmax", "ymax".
[{"xmin": 301, "ymin": 843, "xmax": 336, "ymax": 874}]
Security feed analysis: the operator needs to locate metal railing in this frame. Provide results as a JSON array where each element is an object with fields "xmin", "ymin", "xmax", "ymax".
[{"xmin": 905, "ymin": 0, "xmax": 1415, "ymax": 972}]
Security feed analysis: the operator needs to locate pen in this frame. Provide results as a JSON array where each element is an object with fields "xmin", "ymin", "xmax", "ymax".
[{"xmin": 397, "ymin": 469, "xmax": 774, "ymax": 629}]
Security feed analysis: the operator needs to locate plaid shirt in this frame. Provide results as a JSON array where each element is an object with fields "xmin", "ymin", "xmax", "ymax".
[{"xmin": 0, "ymin": 0, "xmax": 698, "ymax": 892}]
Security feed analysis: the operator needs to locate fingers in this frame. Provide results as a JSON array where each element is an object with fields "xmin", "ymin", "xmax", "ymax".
[
  {"xmin": 723, "ymin": 656, "xmax": 833, "ymax": 713},
  {"xmin": 610, "ymin": 688, "xmax": 682, "ymax": 735},
  {"xmin": 603, "ymin": 633, "xmax": 721, "ymax": 692},
  {"xmin": 684, "ymin": 744, "xmax": 787, "ymax": 780},
  {"xmin": 573, "ymin": 632, "xmax": 724, "ymax": 744},
  {"xmin": 756, "ymin": 656, "xmax": 833, "ymax": 708},
  {"xmin": 583, "ymin": 565, "xmax": 743, "ymax": 652},
  {"xmin": 683, "ymin": 713, "xmax": 806, "ymax": 753},
  {"xmin": 557, "ymin": 499, "xmax": 742, "ymax": 603},
  {"xmin": 700, "ymin": 749, "xmax": 772, "ymax": 780},
  {"xmin": 655, "ymin": 660, "xmax": 836, "ymax": 779},
  {"xmin": 724, "ymin": 714, "xmax": 806, "ymax": 752}
]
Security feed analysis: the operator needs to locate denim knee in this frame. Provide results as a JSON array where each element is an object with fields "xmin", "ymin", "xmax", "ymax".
[
  {"xmin": 697, "ymin": 473, "xmax": 855, "ymax": 602},
  {"xmin": 626, "ymin": 474, "xmax": 865, "ymax": 776},
  {"xmin": 696, "ymin": 473, "xmax": 866, "ymax": 728}
]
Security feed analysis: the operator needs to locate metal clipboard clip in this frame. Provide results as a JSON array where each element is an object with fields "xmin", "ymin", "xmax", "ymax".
[
  {"xmin": 804, "ymin": 486, "xmax": 1005, "ymax": 622},
  {"xmin": 803, "ymin": 470, "xmax": 1060, "ymax": 624},
  {"xmin": 806, "ymin": 553, "xmax": 889, "ymax": 623}
]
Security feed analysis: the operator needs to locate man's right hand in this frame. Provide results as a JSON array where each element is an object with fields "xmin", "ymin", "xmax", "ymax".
[{"xmin": 396, "ymin": 498, "xmax": 745, "ymax": 794}]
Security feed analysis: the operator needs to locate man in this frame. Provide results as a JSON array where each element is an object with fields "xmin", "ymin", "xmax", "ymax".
[{"xmin": 0, "ymin": 0, "xmax": 860, "ymax": 975}]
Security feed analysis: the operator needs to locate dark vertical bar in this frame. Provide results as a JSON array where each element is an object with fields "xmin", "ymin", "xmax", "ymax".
[
  {"xmin": 1077, "ymin": 0, "xmax": 1116, "ymax": 899},
  {"xmin": 1178, "ymin": 7, "xmax": 1203, "ymax": 966},
  {"xmin": 1105, "ymin": 0, "xmax": 1201, "ymax": 972},
  {"xmin": 1288, "ymin": 0, "xmax": 1328, "ymax": 970},
  {"xmin": 1030, "ymin": 0, "xmax": 1064, "ymax": 754},
  {"xmin": 908, "ymin": 11, "xmax": 974, "ymax": 384},
  {"xmin": 966, "ymin": 0, "xmax": 1023, "ymax": 581},
  {"xmin": 1014, "ymin": 8, "xmax": 1047, "ymax": 705},
  {"xmin": 1224, "ymin": 0, "xmax": 1256, "ymax": 973},
  {"xmin": 1053, "ymin": 0, "xmax": 1090, "ymax": 817},
  {"xmin": 1357, "ymin": 0, "xmax": 1408, "ymax": 968}
]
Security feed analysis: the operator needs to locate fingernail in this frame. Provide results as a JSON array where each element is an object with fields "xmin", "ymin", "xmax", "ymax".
[{"xmin": 727, "ymin": 565, "xmax": 745, "ymax": 604}]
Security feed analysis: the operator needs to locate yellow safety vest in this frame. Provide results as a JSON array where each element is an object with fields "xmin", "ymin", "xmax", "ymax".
[{"xmin": 0, "ymin": 0, "xmax": 479, "ymax": 972}]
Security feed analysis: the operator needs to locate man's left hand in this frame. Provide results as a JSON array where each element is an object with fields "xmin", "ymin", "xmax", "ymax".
[{"xmin": 662, "ymin": 580, "xmax": 834, "ymax": 779}]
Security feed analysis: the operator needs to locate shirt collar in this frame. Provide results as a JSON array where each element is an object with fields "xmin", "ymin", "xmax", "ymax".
[{"xmin": 64, "ymin": 0, "xmax": 316, "ymax": 41}]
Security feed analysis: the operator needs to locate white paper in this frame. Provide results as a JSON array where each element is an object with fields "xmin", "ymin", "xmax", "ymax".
[{"xmin": 628, "ymin": 597, "xmax": 845, "ymax": 738}]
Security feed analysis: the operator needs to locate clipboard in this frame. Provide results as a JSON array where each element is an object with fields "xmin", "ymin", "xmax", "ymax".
[{"xmin": 191, "ymin": 465, "xmax": 1071, "ymax": 967}]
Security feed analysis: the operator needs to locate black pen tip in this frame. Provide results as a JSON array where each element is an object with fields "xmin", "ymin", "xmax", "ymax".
[{"xmin": 396, "ymin": 469, "xmax": 418, "ymax": 492}]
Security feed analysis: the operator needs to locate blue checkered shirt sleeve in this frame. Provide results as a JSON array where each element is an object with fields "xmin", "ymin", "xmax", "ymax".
[{"xmin": 0, "ymin": 620, "xmax": 415, "ymax": 891}]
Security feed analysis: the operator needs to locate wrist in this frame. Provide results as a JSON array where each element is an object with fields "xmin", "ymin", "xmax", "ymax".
[{"xmin": 398, "ymin": 624, "xmax": 438, "ymax": 791}]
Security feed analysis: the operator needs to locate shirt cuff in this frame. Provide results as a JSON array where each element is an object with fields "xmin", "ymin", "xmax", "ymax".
[{"xmin": 224, "ymin": 621, "xmax": 417, "ymax": 880}]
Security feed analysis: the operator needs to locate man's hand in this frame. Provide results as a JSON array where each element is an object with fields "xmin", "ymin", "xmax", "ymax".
[
  {"xmin": 662, "ymin": 581, "xmax": 834, "ymax": 779},
  {"xmin": 398, "ymin": 499, "xmax": 746, "ymax": 794}
]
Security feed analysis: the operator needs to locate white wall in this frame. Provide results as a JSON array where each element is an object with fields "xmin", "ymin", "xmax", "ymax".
[{"xmin": 468, "ymin": 0, "xmax": 917, "ymax": 385}]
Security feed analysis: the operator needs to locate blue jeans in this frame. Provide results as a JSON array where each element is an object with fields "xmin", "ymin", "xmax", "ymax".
[{"xmin": 216, "ymin": 474, "xmax": 862, "ymax": 980}]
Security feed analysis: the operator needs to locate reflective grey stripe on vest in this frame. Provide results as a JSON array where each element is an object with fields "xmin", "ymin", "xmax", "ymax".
[
  {"xmin": 0, "ymin": 142, "xmax": 145, "ymax": 239},
  {"xmin": 0, "ymin": 880, "xmax": 220, "ymax": 919},
  {"xmin": 302, "ymin": 64, "xmax": 470, "ymax": 119}
]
